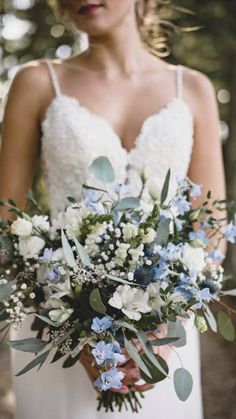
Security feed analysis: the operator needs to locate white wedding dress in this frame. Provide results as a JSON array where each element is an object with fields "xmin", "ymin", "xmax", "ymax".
[{"xmin": 10, "ymin": 60, "xmax": 204, "ymax": 419}]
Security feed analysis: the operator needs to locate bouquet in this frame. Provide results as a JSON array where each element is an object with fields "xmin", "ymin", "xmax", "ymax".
[{"xmin": 1, "ymin": 156, "xmax": 236, "ymax": 413}]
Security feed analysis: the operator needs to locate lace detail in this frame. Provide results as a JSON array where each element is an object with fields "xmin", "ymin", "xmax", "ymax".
[{"xmin": 40, "ymin": 64, "xmax": 194, "ymax": 218}]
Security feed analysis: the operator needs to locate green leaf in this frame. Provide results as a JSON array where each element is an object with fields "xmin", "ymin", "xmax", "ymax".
[
  {"xmin": 35, "ymin": 314, "xmax": 60, "ymax": 327},
  {"xmin": 107, "ymin": 273, "xmax": 144, "ymax": 287},
  {"xmin": 140, "ymin": 353, "xmax": 169, "ymax": 384},
  {"xmin": 63, "ymin": 354, "xmax": 80, "ymax": 368},
  {"xmin": 160, "ymin": 169, "xmax": 171, "ymax": 205},
  {"xmin": 115, "ymin": 197, "xmax": 140, "ymax": 211},
  {"xmin": 74, "ymin": 238, "xmax": 91, "ymax": 267},
  {"xmin": 8, "ymin": 338, "xmax": 48, "ymax": 353},
  {"xmin": 0, "ymin": 280, "xmax": 15, "ymax": 302},
  {"xmin": 217, "ymin": 311, "xmax": 235, "ymax": 342},
  {"xmin": 124, "ymin": 336, "xmax": 152, "ymax": 378},
  {"xmin": 221, "ymin": 289, "xmax": 236, "ymax": 297},
  {"xmin": 174, "ymin": 368, "xmax": 193, "ymax": 401},
  {"xmin": 15, "ymin": 350, "xmax": 50, "ymax": 376},
  {"xmin": 89, "ymin": 156, "xmax": 115, "ymax": 183},
  {"xmin": 114, "ymin": 320, "xmax": 138, "ymax": 333},
  {"xmin": 203, "ymin": 304, "xmax": 217, "ymax": 333},
  {"xmin": 89, "ymin": 288, "xmax": 106, "ymax": 314},
  {"xmin": 150, "ymin": 337, "xmax": 180, "ymax": 346},
  {"xmin": 61, "ymin": 229, "xmax": 76, "ymax": 268},
  {"xmin": 167, "ymin": 320, "xmax": 186, "ymax": 347},
  {"xmin": 155, "ymin": 219, "xmax": 170, "ymax": 246},
  {"xmin": 136, "ymin": 331, "xmax": 168, "ymax": 377}
]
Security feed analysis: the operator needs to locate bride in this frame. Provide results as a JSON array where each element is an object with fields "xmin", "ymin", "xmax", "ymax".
[{"xmin": 0, "ymin": 1, "xmax": 226, "ymax": 418}]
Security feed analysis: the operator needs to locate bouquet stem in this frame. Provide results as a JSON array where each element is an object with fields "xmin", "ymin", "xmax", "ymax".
[{"xmin": 97, "ymin": 390, "xmax": 145, "ymax": 413}]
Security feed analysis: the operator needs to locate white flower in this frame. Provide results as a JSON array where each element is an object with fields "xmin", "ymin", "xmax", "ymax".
[
  {"xmin": 122, "ymin": 224, "xmax": 139, "ymax": 242},
  {"xmin": 85, "ymin": 222, "xmax": 107, "ymax": 256},
  {"xmin": 181, "ymin": 243, "xmax": 205, "ymax": 273},
  {"xmin": 32, "ymin": 215, "xmax": 50, "ymax": 231},
  {"xmin": 52, "ymin": 247, "xmax": 65, "ymax": 262},
  {"xmin": 11, "ymin": 217, "xmax": 33, "ymax": 237},
  {"xmin": 65, "ymin": 204, "xmax": 91, "ymax": 239},
  {"xmin": 114, "ymin": 243, "xmax": 131, "ymax": 266},
  {"xmin": 19, "ymin": 236, "xmax": 45, "ymax": 259},
  {"xmin": 108, "ymin": 284, "xmax": 151, "ymax": 321},
  {"xmin": 49, "ymin": 306, "xmax": 74, "ymax": 324},
  {"xmin": 128, "ymin": 244, "xmax": 144, "ymax": 262},
  {"xmin": 141, "ymin": 228, "xmax": 156, "ymax": 244},
  {"xmin": 147, "ymin": 282, "xmax": 163, "ymax": 312}
]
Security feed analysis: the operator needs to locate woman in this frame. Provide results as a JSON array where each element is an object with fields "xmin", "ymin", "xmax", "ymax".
[{"xmin": 0, "ymin": 1, "xmax": 226, "ymax": 418}]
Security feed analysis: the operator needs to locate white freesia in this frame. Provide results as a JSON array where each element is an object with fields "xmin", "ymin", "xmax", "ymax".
[
  {"xmin": 128, "ymin": 244, "xmax": 144, "ymax": 262},
  {"xmin": 85, "ymin": 222, "xmax": 107, "ymax": 256},
  {"xmin": 11, "ymin": 217, "xmax": 33, "ymax": 237},
  {"xmin": 32, "ymin": 215, "xmax": 50, "ymax": 231},
  {"xmin": 49, "ymin": 306, "xmax": 74, "ymax": 324},
  {"xmin": 114, "ymin": 243, "xmax": 131, "ymax": 266},
  {"xmin": 65, "ymin": 204, "xmax": 91, "ymax": 239},
  {"xmin": 147, "ymin": 282, "xmax": 164, "ymax": 312},
  {"xmin": 141, "ymin": 228, "xmax": 156, "ymax": 244},
  {"xmin": 108, "ymin": 284, "xmax": 151, "ymax": 321},
  {"xmin": 181, "ymin": 243, "xmax": 205, "ymax": 273},
  {"xmin": 19, "ymin": 236, "xmax": 45, "ymax": 259},
  {"xmin": 122, "ymin": 223, "xmax": 139, "ymax": 242}
]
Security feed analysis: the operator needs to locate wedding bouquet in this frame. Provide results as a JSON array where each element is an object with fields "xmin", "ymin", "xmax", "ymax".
[{"xmin": 1, "ymin": 156, "xmax": 236, "ymax": 413}]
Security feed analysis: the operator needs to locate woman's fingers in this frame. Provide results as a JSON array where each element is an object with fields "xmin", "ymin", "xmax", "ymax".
[
  {"xmin": 117, "ymin": 366, "xmax": 141, "ymax": 385},
  {"xmin": 129, "ymin": 383, "xmax": 155, "ymax": 392}
]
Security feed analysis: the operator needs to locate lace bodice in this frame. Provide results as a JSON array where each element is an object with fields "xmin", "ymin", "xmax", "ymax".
[{"xmin": 40, "ymin": 61, "xmax": 194, "ymax": 218}]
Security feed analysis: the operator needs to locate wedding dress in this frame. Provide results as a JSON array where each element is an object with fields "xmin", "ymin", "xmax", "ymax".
[{"xmin": 10, "ymin": 60, "xmax": 204, "ymax": 419}]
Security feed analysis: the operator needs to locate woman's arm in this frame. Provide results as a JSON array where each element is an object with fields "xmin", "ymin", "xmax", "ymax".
[
  {"xmin": 185, "ymin": 68, "xmax": 227, "ymax": 255},
  {"xmin": 0, "ymin": 62, "xmax": 49, "ymax": 220}
]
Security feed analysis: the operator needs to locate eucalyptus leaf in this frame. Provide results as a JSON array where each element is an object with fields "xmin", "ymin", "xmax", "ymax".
[
  {"xmin": 221, "ymin": 289, "xmax": 236, "ymax": 297},
  {"xmin": 0, "ymin": 280, "xmax": 15, "ymax": 302},
  {"xmin": 74, "ymin": 238, "xmax": 91, "ymax": 267},
  {"xmin": 15, "ymin": 350, "xmax": 50, "ymax": 376},
  {"xmin": 124, "ymin": 336, "xmax": 152, "ymax": 378},
  {"xmin": 89, "ymin": 156, "xmax": 115, "ymax": 183},
  {"xmin": 63, "ymin": 354, "xmax": 80, "ymax": 368},
  {"xmin": 160, "ymin": 169, "xmax": 171, "ymax": 205},
  {"xmin": 89, "ymin": 288, "xmax": 106, "ymax": 314},
  {"xmin": 217, "ymin": 311, "xmax": 235, "ymax": 342},
  {"xmin": 115, "ymin": 197, "xmax": 140, "ymax": 211},
  {"xmin": 136, "ymin": 331, "xmax": 168, "ymax": 377},
  {"xmin": 150, "ymin": 337, "xmax": 180, "ymax": 346},
  {"xmin": 155, "ymin": 219, "xmax": 170, "ymax": 246},
  {"xmin": 61, "ymin": 229, "xmax": 76, "ymax": 268},
  {"xmin": 107, "ymin": 273, "xmax": 145, "ymax": 287},
  {"xmin": 167, "ymin": 320, "xmax": 186, "ymax": 347},
  {"xmin": 114, "ymin": 320, "xmax": 138, "ymax": 332},
  {"xmin": 174, "ymin": 368, "xmax": 193, "ymax": 401},
  {"xmin": 8, "ymin": 338, "xmax": 48, "ymax": 353},
  {"xmin": 203, "ymin": 304, "xmax": 217, "ymax": 333},
  {"xmin": 35, "ymin": 314, "xmax": 60, "ymax": 327},
  {"xmin": 140, "ymin": 353, "xmax": 169, "ymax": 384}
]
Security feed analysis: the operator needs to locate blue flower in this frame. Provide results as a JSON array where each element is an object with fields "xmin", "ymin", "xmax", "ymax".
[
  {"xmin": 46, "ymin": 266, "xmax": 61, "ymax": 283},
  {"xmin": 175, "ymin": 284, "xmax": 212, "ymax": 308},
  {"xmin": 225, "ymin": 222, "xmax": 236, "ymax": 243},
  {"xmin": 94, "ymin": 367, "xmax": 125, "ymax": 391},
  {"xmin": 92, "ymin": 341, "xmax": 114, "ymax": 366},
  {"xmin": 190, "ymin": 183, "xmax": 202, "ymax": 199},
  {"xmin": 39, "ymin": 248, "xmax": 53, "ymax": 263},
  {"xmin": 208, "ymin": 249, "xmax": 225, "ymax": 261},
  {"xmin": 195, "ymin": 288, "xmax": 212, "ymax": 309},
  {"xmin": 171, "ymin": 194, "xmax": 191, "ymax": 215},
  {"xmin": 189, "ymin": 229, "xmax": 209, "ymax": 245},
  {"xmin": 91, "ymin": 316, "xmax": 113, "ymax": 333},
  {"xmin": 174, "ymin": 218, "xmax": 185, "ymax": 232},
  {"xmin": 157, "ymin": 243, "xmax": 183, "ymax": 262},
  {"xmin": 151, "ymin": 261, "xmax": 169, "ymax": 281}
]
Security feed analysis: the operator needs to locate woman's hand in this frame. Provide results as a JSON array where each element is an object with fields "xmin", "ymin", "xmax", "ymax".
[{"xmin": 79, "ymin": 344, "xmax": 155, "ymax": 394}]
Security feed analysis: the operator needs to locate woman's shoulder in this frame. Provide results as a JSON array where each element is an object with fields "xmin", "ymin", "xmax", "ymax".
[{"xmin": 180, "ymin": 64, "xmax": 216, "ymax": 102}]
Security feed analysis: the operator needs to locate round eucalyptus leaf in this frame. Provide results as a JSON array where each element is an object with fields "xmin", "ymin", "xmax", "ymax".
[{"xmin": 174, "ymin": 368, "xmax": 193, "ymax": 401}]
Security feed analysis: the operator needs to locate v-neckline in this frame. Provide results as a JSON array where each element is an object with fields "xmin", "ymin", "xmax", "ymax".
[{"xmin": 41, "ymin": 94, "xmax": 193, "ymax": 155}]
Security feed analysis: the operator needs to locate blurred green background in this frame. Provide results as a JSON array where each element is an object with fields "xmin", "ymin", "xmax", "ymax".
[{"xmin": 0, "ymin": 1, "xmax": 236, "ymax": 418}]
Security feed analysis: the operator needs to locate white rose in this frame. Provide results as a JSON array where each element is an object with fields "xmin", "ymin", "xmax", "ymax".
[
  {"xmin": 181, "ymin": 243, "xmax": 205, "ymax": 273},
  {"xmin": 142, "ymin": 228, "xmax": 156, "ymax": 244},
  {"xmin": 122, "ymin": 224, "xmax": 139, "ymax": 242},
  {"xmin": 49, "ymin": 306, "xmax": 74, "ymax": 324},
  {"xmin": 32, "ymin": 215, "xmax": 50, "ymax": 231},
  {"xmin": 19, "ymin": 236, "xmax": 45, "ymax": 259},
  {"xmin": 11, "ymin": 217, "xmax": 33, "ymax": 237},
  {"xmin": 108, "ymin": 284, "xmax": 151, "ymax": 321}
]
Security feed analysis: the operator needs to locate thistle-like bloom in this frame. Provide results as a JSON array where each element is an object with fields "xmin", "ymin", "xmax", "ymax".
[{"xmin": 94, "ymin": 367, "xmax": 125, "ymax": 391}]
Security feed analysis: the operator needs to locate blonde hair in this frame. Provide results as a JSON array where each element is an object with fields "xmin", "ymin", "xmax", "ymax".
[{"xmin": 48, "ymin": 0, "xmax": 171, "ymax": 57}]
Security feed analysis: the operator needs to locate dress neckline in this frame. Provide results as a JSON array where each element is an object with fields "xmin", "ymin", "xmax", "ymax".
[{"xmin": 41, "ymin": 94, "xmax": 193, "ymax": 155}]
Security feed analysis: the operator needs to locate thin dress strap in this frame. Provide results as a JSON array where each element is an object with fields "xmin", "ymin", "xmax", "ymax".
[
  {"xmin": 176, "ymin": 64, "xmax": 183, "ymax": 99},
  {"xmin": 46, "ymin": 60, "xmax": 61, "ymax": 97}
]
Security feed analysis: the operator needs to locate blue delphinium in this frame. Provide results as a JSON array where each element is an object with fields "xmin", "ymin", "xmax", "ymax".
[
  {"xmin": 190, "ymin": 183, "xmax": 202, "ymax": 199},
  {"xmin": 157, "ymin": 243, "xmax": 183, "ymax": 262},
  {"xmin": 91, "ymin": 316, "xmax": 113, "ymax": 333},
  {"xmin": 175, "ymin": 284, "xmax": 212, "ymax": 309},
  {"xmin": 171, "ymin": 194, "xmax": 191, "ymax": 215},
  {"xmin": 225, "ymin": 222, "xmax": 236, "ymax": 243},
  {"xmin": 92, "ymin": 341, "xmax": 126, "ymax": 367},
  {"xmin": 46, "ymin": 266, "xmax": 61, "ymax": 283},
  {"xmin": 94, "ymin": 367, "xmax": 125, "ymax": 391},
  {"xmin": 208, "ymin": 249, "xmax": 225, "ymax": 261},
  {"xmin": 38, "ymin": 248, "xmax": 53, "ymax": 262},
  {"xmin": 189, "ymin": 229, "xmax": 209, "ymax": 245}
]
